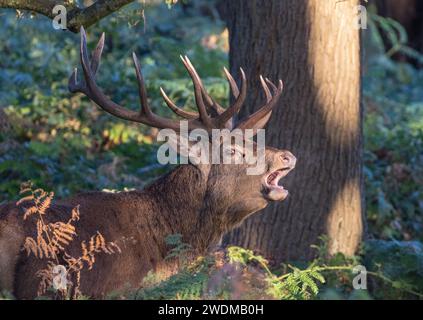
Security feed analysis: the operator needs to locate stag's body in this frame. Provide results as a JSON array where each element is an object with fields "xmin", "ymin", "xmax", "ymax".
[
  {"xmin": 0, "ymin": 163, "xmax": 272, "ymax": 298},
  {"xmin": 0, "ymin": 28, "xmax": 296, "ymax": 299}
]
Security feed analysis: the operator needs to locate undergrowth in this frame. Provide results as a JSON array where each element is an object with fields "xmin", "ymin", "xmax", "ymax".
[
  {"xmin": 123, "ymin": 235, "xmax": 423, "ymax": 300},
  {"xmin": 17, "ymin": 182, "xmax": 121, "ymax": 299}
]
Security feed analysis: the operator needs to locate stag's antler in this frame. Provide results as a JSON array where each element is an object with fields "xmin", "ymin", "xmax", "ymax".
[{"xmin": 69, "ymin": 27, "xmax": 283, "ymax": 134}]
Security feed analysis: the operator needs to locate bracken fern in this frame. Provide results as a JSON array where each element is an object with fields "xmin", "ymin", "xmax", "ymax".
[{"xmin": 17, "ymin": 181, "xmax": 121, "ymax": 299}]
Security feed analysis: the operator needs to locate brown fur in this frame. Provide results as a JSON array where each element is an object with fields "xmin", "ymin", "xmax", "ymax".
[{"xmin": 0, "ymin": 147, "xmax": 295, "ymax": 299}]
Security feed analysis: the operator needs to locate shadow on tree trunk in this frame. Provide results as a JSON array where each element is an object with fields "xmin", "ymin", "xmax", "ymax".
[{"xmin": 220, "ymin": 0, "xmax": 364, "ymax": 264}]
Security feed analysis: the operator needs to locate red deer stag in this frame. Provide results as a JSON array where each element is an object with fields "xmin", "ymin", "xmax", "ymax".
[{"xmin": 0, "ymin": 27, "xmax": 295, "ymax": 299}]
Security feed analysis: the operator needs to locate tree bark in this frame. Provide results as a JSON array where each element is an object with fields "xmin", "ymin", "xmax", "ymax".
[{"xmin": 222, "ymin": 0, "xmax": 364, "ymax": 263}]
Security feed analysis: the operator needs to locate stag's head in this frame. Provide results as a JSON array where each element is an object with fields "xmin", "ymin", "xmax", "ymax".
[{"xmin": 69, "ymin": 28, "xmax": 295, "ymax": 219}]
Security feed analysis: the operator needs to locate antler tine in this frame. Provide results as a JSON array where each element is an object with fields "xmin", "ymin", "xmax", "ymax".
[
  {"xmin": 206, "ymin": 97, "xmax": 225, "ymax": 116},
  {"xmin": 68, "ymin": 27, "xmax": 101, "ymax": 94},
  {"xmin": 132, "ymin": 52, "xmax": 152, "ymax": 117},
  {"xmin": 159, "ymin": 56, "xmax": 228, "ymax": 122},
  {"xmin": 265, "ymin": 77, "xmax": 280, "ymax": 94},
  {"xmin": 183, "ymin": 56, "xmax": 212, "ymax": 106},
  {"xmin": 159, "ymin": 87, "xmax": 199, "ymax": 120},
  {"xmin": 223, "ymin": 67, "xmax": 240, "ymax": 98},
  {"xmin": 70, "ymin": 27, "xmax": 186, "ymax": 131},
  {"xmin": 77, "ymin": 27, "xmax": 142, "ymax": 122},
  {"xmin": 90, "ymin": 32, "xmax": 105, "ymax": 76},
  {"xmin": 69, "ymin": 31, "xmax": 104, "ymax": 92},
  {"xmin": 70, "ymin": 29, "xmax": 102, "ymax": 93},
  {"xmin": 68, "ymin": 67, "xmax": 82, "ymax": 93},
  {"xmin": 260, "ymin": 75, "xmax": 272, "ymax": 103},
  {"xmin": 180, "ymin": 55, "xmax": 213, "ymax": 129},
  {"xmin": 183, "ymin": 56, "xmax": 225, "ymax": 116},
  {"xmin": 235, "ymin": 79, "xmax": 284, "ymax": 131},
  {"xmin": 215, "ymin": 67, "xmax": 247, "ymax": 126}
]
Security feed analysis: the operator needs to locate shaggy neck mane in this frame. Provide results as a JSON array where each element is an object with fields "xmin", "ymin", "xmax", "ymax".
[{"xmin": 143, "ymin": 164, "xmax": 222, "ymax": 253}]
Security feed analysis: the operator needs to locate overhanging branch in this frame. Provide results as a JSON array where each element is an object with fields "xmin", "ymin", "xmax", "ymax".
[
  {"xmin": 0, "ymin": 0, "xmax": 135, "ymax": 32},
  {"xmin": 0, "ymin": 0, "xmax": 58, "ymax": 19},
  {"xmin": 67, "ymin": 0, "xmax": 135, "ymax": 32}
]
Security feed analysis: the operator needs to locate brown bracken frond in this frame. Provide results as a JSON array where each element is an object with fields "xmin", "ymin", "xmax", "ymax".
[
  {"xmin": 70, "ymin": 206, "xmax": 80, "ymax": 222},
  {"xmin": 36, "ymin": 262, "xmax": 55, "ymax": 297},
  {"xmin": 18, "ymin": 182, "xmax": 121, "ymax": 299},
  {"xmin": 73, "ymin": 232, "xmax": 121, "ymax": 271},
  {"xmin": 17, "ymin": 181, "xmax": 54, "ymax": 220}
]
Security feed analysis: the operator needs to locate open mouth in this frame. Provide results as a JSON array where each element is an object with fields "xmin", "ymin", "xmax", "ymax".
[{"xmin": 263, "ymin": 167, "xmax": 292, "ymax": 201}]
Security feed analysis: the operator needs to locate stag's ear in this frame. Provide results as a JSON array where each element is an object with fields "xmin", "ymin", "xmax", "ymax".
[{"xmin": 156, "ymin": 128, "xmax": 211, "ymax": 166}]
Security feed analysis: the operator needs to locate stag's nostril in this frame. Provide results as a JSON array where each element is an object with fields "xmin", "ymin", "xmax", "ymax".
[{"xmin": 280, "ymin": 151, "xmax": 296, "ymax": 167}]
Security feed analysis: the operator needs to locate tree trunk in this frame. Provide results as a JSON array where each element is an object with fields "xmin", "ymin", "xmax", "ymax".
[{"xmin": 222, "ymin": 0, "xmax": 364, "ymax": 263}]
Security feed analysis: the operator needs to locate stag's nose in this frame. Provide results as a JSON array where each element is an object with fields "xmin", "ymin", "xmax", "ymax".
[{"xmin": 279, "ymin": 151, "xmax": 296, "ymax": 168}]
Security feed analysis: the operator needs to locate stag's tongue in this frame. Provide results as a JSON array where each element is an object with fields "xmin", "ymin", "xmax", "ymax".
[
  {"xmin": 266, "ymin": 171, "xmax": 289, "ymax": 201},
  {"xmin": 267, "ymin": 171, "xmax": 284, "ymax": 189}
]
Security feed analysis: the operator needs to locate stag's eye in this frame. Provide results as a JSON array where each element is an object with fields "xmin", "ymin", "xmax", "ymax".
[{"xmin": 223, "ymin": 147, "xmax": 243, "ymax": 159}]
